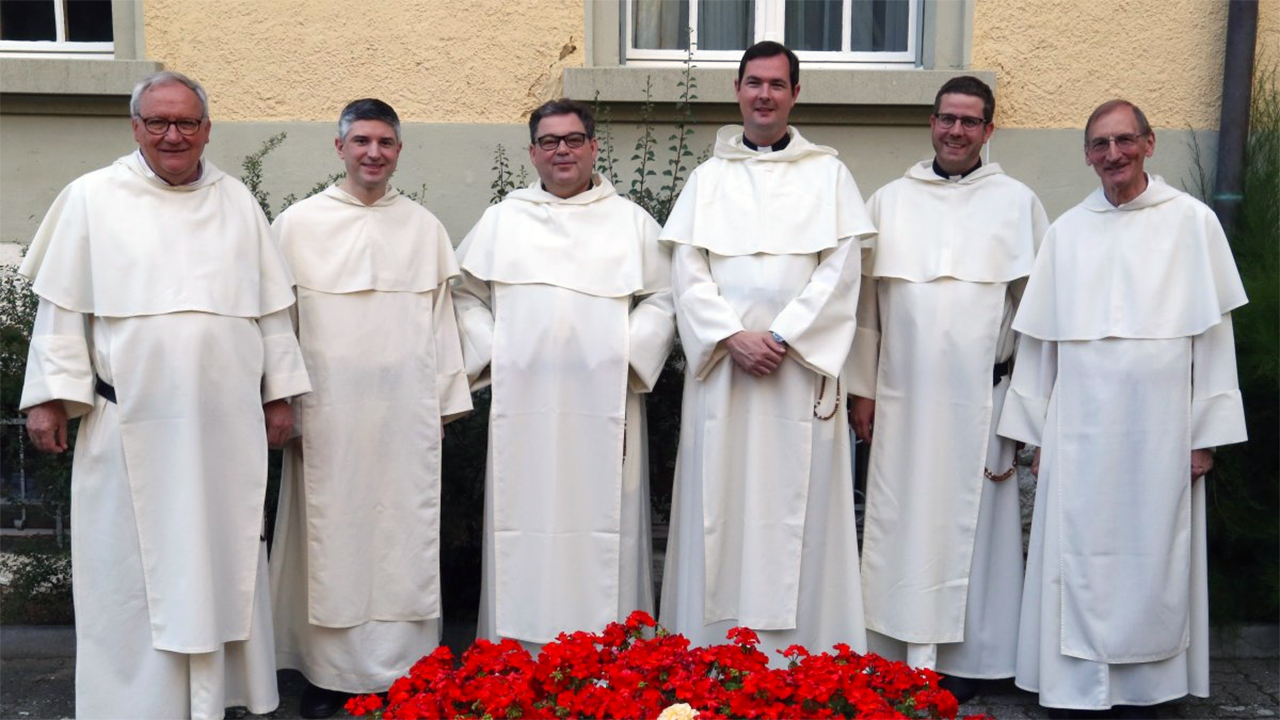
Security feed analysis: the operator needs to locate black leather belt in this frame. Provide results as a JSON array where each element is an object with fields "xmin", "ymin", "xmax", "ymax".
[
  {"xmin": 95, "ymin": 375, "xmax": 117, "ymax": 404},
  {"xmin": 993, "ymin": 359, "xmax": 1011, "ymax": 386}
]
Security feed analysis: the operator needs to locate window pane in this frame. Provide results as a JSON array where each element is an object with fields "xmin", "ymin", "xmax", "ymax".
[
  {"xmin": 633, "ymin": 0, "xmax": 689, "ymax": 50},
  {"xmin": 66, "ymin": 0, "xmax": 113, "ymax": 42},
  {"xmin": 698, "ymin": 0, "xmax": 752, "ymax": 51},
  {"xmin": 850, "ymin": 0, "xmax": 909, "ymax": 52},
  {"xmin": 0, "ymin": 0, "xmax": 56, "ymax": 41},
  {"xmin": 785, "ymin": 0, "xmax": 841, "ymax": 52}
]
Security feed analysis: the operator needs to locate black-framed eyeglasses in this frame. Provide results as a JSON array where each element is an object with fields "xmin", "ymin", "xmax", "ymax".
[
  {"xmin": 1086, "ymin": 133, "xmax": 1142, "ymax": 155},
  {"xmin": 138, "ymin": 117, "xmax": 204, "ymax": 136},
  {"xmin": 535, "ymin": 132, "xmax": 589, "ymax": 151},
  {"xmin": 934, "ymin": 113, "xmax": 987, "ymax": 130}
]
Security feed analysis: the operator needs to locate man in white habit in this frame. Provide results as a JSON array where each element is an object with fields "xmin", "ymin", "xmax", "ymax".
[
  {"xmin": 658, "ymin": 41, "xmax": 876, "ymax": 659},
  {"xmin": 997, "ymin": 99, "xmax": 1247, "ymax": 718},
  {"xmin": 268, "ymin": 98, "xmax": 471, "ymax": 719},
  {"xmin": 454, "ymin": 98, "xmax": 674, "ymax": 651},
  {"xmin": 850, "ymin": 76, "xmax": 1047, "ymax": 701},
  {"xmin": 19, "ymin": 70, "xmax": 311, "ymax": 720}
]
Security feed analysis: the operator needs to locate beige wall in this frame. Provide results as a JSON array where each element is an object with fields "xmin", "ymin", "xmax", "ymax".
[
  {"xmin": 974, "ymin": 0, "xmax": 1279, "ymax": 129},
  {"xmin": 141, "ymin": 0, "xmax": 1276, "ymax": 130},
  {"xmin": 143, "ymin": 0, "xmax": 584, "ymax": 123}
]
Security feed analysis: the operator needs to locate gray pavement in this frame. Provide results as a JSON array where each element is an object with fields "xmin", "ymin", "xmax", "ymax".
[{"xmin": 2, "ymin": 623, "xmax": 1276, "ymax": 719}]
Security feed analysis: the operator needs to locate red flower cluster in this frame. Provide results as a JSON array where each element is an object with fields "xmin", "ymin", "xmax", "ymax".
[{"xmin": 346, "ymin": 611, "xmax": 993, "ymax": 720}]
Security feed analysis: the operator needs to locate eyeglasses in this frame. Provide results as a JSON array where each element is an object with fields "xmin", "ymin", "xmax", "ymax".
[
  {"xmin": 934, "ymin": 113, "xmax": 987, "ymax": 130},
  {"xmin": 138, "ymin": 117, "xmax": 204, "ymax": 136},
  {"xmin": 535, "ymin": 132, "xmax": 589, "ymax": 151},
  {"xmin": 1086, "ymin": 133, "xmax": 1143, "ymax": 155}
]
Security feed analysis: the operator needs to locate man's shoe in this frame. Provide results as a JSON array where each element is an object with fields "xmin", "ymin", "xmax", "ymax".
[
  {"xmin": 300, "ymin": 682, "xmax": 350, "ymax": 719},
  {"xmin": 938, "ymin": 674, "xmax": 979, "ymax": 703}
]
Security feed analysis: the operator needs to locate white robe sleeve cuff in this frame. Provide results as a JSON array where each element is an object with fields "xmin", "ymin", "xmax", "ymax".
[
  {"xmin": 438, "ymin": 369, "xmax": 473, "ymax": 423},
  {"xmin": 846, "ymin": 327, "xmax": 879, "ymax": 398},
  {"xmin": 995, "ymin": 385, "xmax": 1047, "ymax": 446},
  {"xmin": 20, "ymin": 299, "xmax": 94, "ymax": 418},
  {"xmin": 260, "ymin": 309, "xmax": 311, "ymax": 402},
  {"xmin": 21, "ymin": 335, "xmax": 95, "ymax": 418},
  {"xmin": 627, "ymin": 290, "xmax": 676, "ymax": 394}
]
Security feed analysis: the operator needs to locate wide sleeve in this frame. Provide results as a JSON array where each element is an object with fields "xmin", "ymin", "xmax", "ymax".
[
  {"xmin": 433, "ymin": 283, "xmax": 473, "ymax": 422},
  {"xmin": 1190, "ymin": 313, "xmax": 1247, "ymax": 449},
  {"xmin": 20, "ymin": 298, "xmax": 95, "ymax": 418},
  {"xmin": 259, "ymin": 307, "xmax": 311, "ymax": 403},
  {"xmin": 846, "ymin": 275, "xmax": 880, "ymax": 397},
  {"xmin": 453, "ymin": 268, "xmax": 495, "ymax": 391},
  {"xmin": 767, "ymin": 235, "xmax": 862, "ymax": 379},
  {"xmin": 996, "ymin": 334, "xmax": 1057, "ymax": 446},
  {"xmin": 672, "ymin": 244, "xmax": 744, "ymax": 381},
  {"xmin": 628, "ymin": 216, "xmax": 676, "ymax": 393}
]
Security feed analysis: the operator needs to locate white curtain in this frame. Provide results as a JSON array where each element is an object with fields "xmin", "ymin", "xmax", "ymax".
[{"xmin": 634, "ymin": 0, "xmax": 688, "ymax": 49}]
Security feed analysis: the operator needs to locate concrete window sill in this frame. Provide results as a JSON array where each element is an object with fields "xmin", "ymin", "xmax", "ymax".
[{"xmin": 1, "ymin": 58, "xmax": 163, "ymax": 115}]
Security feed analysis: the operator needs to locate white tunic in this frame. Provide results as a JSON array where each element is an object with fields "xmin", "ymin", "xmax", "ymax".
[
  {"xmin": 997, "ymin": 176, "xmax": 1247, "ymax": 709},
  {"xmin": 268, "ymin": 186, "xmax": 471, "ymax": 693},
  {"xmin": 19, "ymin": 152, "xmax": 311, "ymax": 719},
  {"xmin": 658, "ymin": 127, "xmax": 875, "ymax": 658},
  {"xmin": 454, "ymin": 176, "xmax": 674, "ymax": 647},
  {"xmin": 852, "ymin": 162, "xmax": 1047, "ymax": 678}
]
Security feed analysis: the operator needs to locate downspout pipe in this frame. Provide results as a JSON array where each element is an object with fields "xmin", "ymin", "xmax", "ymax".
[{"xmin": 1212, "ymin": 0, "xmax": 1258, "ymax": 239}]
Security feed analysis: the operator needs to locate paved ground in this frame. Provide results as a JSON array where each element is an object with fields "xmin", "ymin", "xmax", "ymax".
[{"xmin": 2, "ymin": 625, "xmax": 1276, "ymax": 719}]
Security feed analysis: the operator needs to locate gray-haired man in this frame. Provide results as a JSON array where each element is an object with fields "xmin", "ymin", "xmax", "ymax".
[{"xmin": 20, "ymin": 70, "xmax": 310, "ymax": 719}]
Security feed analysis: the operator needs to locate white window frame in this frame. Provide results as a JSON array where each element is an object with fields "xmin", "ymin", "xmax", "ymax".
[
  {"xmin": 0, "ymin": 0, "xmax": 113, "ymax": 58},
  {"xmin": 624, "ymin": 0, "xmax": 920, "ymax": 66}
]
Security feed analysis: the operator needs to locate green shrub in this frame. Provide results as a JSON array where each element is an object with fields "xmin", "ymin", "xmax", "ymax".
[
  {"xmin": 0, "ymin": 542, "xmax": 73, "ymax": 624},
  {"xmin": 1193, "ymin": 62, "xmax": 1280, "ymax": 623}
]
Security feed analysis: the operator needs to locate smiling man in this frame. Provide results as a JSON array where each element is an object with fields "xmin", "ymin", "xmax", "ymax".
[
  {"xmin": 658, "ymin": 41, "xmax": 876, "ymax": 658},
  {"xmin": 19, "ymin": 70, "xmax": 310, "ymax": 719},
  {"xmin": 998, "ymin": 100, "xmax": 1247, "ymax": 717},
  {"xmin": 267, "ymin": 98, "xmax": 471, "ymax": 718},
  {"xmin": 453, "ymin": 98, "xmax": 674, "ymax": 652},
  {"xmin": 849, "ymin": 76, "xmax": 1047, "ymax": 701}
]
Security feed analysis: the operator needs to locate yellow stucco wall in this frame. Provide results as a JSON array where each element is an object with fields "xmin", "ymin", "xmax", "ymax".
[
  {"xmin": 144, "ymin": 0, "xmax": 584, "ymax": 123},
  {"xmin": 974, "ymin": 0, "xmax": 1278, "ymax": 129},
  {"xmin": 144, "ymin": 0, "xmax": 1276, "ymax": 129}
]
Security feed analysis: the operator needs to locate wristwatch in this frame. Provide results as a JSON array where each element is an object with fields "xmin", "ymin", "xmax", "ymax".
[{"xmin": 770, "ymin": 331, "xmax": 786, "ymax": 345}]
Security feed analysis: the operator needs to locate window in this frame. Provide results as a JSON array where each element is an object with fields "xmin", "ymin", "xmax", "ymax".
[
  {"xmin": 0, "ymin": 0, "xmax": 113, "ymax": 57},
  {"xmin": 626, "ymin": 0, "xmax": 918, "ymax": 65}
]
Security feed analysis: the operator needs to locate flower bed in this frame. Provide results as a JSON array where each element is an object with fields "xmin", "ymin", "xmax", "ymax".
[{"xmin": 346, "ymin": 612, "xmax": 990, "ymax": 719}]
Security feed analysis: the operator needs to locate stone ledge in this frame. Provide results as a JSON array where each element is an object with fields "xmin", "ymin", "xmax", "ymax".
[
  {"xmin": 1, "ymin": 58, "xmax": 162, "ymax": 98},
  {"xmin": 564, "ymin": 66, "xmax": 996, "ymax": 107}
]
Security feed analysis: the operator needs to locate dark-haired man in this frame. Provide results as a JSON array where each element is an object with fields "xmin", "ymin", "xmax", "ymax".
[
  {"xmin": 454, "ymin": 98, "xmax": 674, "ymax": 652},
  {"xmin": 999, "ymin": 99, "xmax": 1247, "ymax": 715},
  {"xmin": 659, "ymin": 41, "xmax": 876, "ymax": 658},
  {"xmin": 20, "ymin": 70, "xmax": 310, "ymax": 719},
  {"xmin": 851, "ymin": 76, "xmax": 1047, "ymax": 700},
  {"xmin": 268, "ymin": 98, "xmax": 471, "ymax": 718}
]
